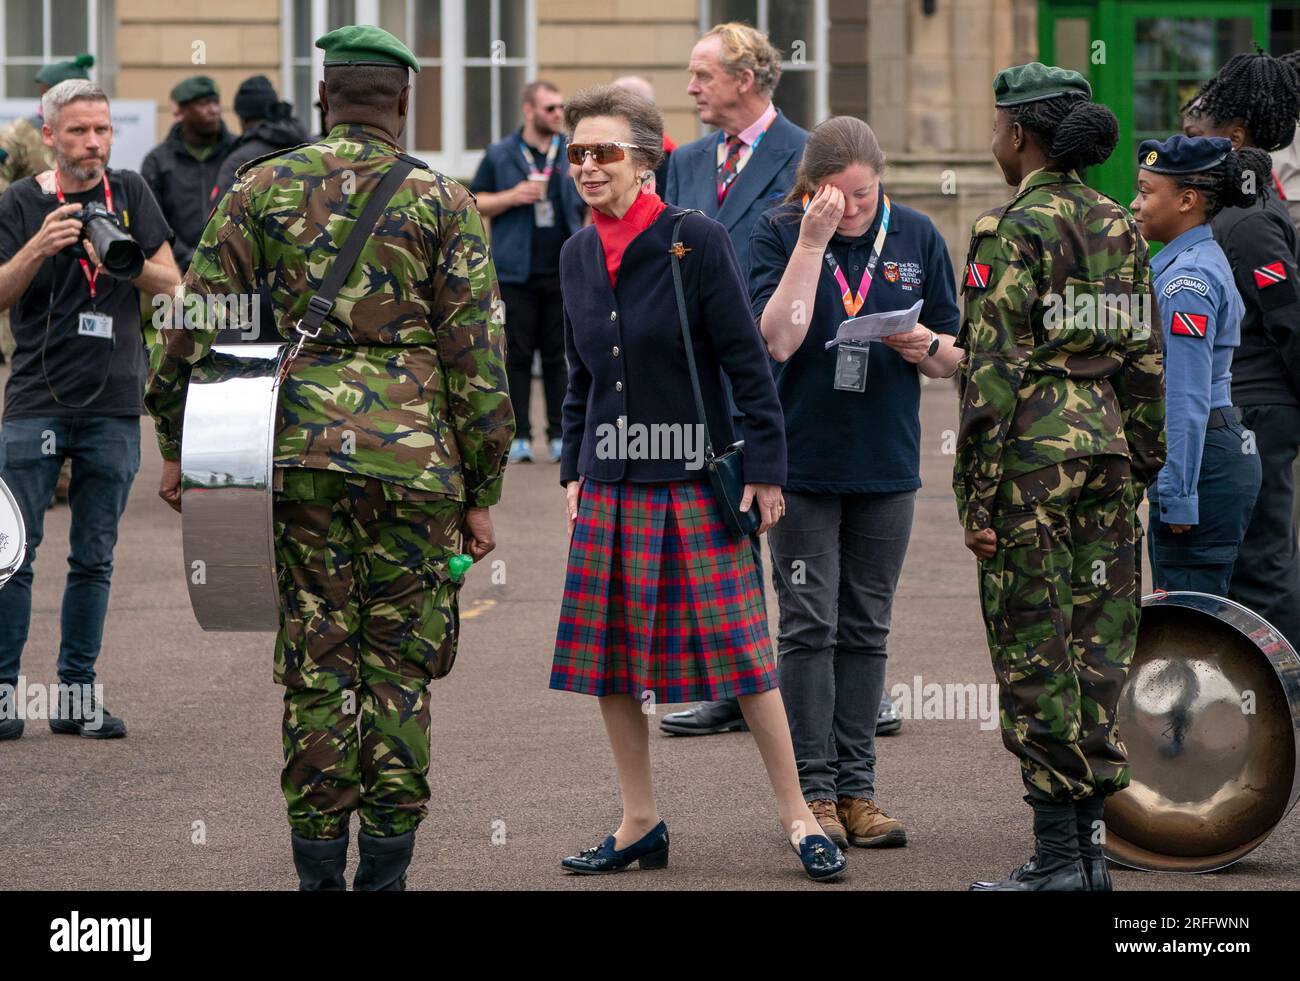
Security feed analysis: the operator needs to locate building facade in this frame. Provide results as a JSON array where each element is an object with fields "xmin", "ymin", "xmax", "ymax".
[{"xmin": 2, "ymin": 0, "xmax": 1295, "ymax": 271}]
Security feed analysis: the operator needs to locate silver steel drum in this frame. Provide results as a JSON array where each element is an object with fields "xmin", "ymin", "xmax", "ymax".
[
  {"xmin": 180, "ymin": 343, "xmax": 285, "ymax": 631},
  {"xmin": 1106, "ymin": 591, "xmax": 1300, "ymax": 872},
  {"xmin": 0, "ymin": 475, "xmax": 27, "ymax": 591}
]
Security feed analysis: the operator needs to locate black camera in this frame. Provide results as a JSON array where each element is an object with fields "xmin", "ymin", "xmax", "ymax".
[{"xmin": 67, "ymin": 203, "xmax": 144, "ymax": 280}]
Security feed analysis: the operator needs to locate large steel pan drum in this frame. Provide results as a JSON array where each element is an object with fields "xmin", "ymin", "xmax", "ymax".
[
  {"xmin": 0, "ymin": 475, "xmax": 27, "ymax": 591},
  {"xmin": 1106, "ymin": 591, "xmax": 1300, "ymax": 872},
  {"xmin": 180, "ymin": 343, "xmax": 284, "ymax": 631}
]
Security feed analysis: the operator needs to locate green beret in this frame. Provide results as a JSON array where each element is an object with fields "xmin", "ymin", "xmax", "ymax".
[
  {"xmin": 34, "ymin": 53, "xmax": 93, "ymax": 87},
  {"xmin": 171, "ymin": 75, "xmax": 219, "ymax": 106},
  {"xmin": 316, "ymin": 24, "xmax": 419, "ymax": 73},
  {"xmin": 994, "ymin": 62, "xmax": 1091, "ymax": 107}
]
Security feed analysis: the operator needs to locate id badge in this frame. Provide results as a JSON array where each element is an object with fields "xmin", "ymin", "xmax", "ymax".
[
  {"xmin": 833, "ymin": 343, "xmax": 870, "ymax": 392},
  {"xmin": 534, "ymin": 198, "xmax": 556, "ymax": 228},
  {"xmin": 77, "ymin": 312, "xmax": 113, "ymax": 340}
]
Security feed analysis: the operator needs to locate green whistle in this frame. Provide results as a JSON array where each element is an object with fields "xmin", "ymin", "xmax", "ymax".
[{"xmin": 449, "ymin": 553, "xmax": 473, "ymax": 582}]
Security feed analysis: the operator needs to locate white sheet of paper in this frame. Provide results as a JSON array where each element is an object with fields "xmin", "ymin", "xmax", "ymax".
[{"xmin": 825, "ymin": 299, "xmax": 923, "ymax": 349}]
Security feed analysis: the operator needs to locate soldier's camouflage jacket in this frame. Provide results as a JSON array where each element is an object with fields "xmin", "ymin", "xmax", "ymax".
[
  {"xmin": 954, "ymin": 167, "xmax": 1166, "ymax": 530},
  {"xmin": 0, "ymin": 116, "xmax": 54, "ymax": 194},
  {"xmin": 145, "ymin": 123, "xmax": 514, "ymax": 506}
]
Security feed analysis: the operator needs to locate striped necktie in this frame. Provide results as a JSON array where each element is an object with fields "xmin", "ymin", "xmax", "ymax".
[{"xmin": 717, "ymin": 134, "xmax": 743, "ymax": 204}]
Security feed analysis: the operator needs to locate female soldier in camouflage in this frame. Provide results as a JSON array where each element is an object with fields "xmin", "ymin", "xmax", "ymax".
[{"xmin": 954, "ymin": 63, "xmax": 1165, "ymax": 891}]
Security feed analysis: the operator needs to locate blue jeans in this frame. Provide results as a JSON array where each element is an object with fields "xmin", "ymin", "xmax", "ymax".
[{"xmin": 0, "ymin": 415, "xmax": 140, "ymax": 687}]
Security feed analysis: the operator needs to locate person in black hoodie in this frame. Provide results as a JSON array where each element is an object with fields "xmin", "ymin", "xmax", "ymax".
[
  {"xmin": 141, "ymin": 76, "xmax": 236, "ymax": 272},
  {"xmin": 1183, "ymin": 51, "xmax": 1300, "ymax": 653},
  {"xmin": 214, "ymin": 76, "xmax": 309, "ymax": 203}
]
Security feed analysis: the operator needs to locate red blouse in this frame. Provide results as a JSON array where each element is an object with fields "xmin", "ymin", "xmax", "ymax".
[{"xmin": 592, "ymin": 189, "xmax": 668, "ymax": 287}]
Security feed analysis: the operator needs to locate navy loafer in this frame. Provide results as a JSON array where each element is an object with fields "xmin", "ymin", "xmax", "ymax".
[
  {"xmin": 561, "ymin": 820, "xmax": 670, "ymax": 875},
  {"xmin": 797, "ymin": 833, "xmax": 847, "ymax": 882}
]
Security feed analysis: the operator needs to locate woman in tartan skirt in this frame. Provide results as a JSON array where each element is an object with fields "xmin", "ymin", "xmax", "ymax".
[{"xmin": 549, "ymin": 85, "xmax": 846, "ymax": 882}]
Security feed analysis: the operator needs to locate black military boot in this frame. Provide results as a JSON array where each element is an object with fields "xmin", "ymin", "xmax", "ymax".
[
  {"xmin": 290, "ymin": 830, "xmax": 348, "ymax": 891},
  {"xmin": 1075, "ymin": 795, "xmax": 1113, "ymax": 891},
  {"xmin": 354, "ymin": 830, "xmax": 416, "ymax": 891},
  {"xmin": 971, "ymin": 797, "xmax": 1087, "ymax": 891}
]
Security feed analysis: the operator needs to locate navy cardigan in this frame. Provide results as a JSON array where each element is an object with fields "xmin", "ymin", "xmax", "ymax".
[{"xmin": 559, "ymin": 205, "xmax": 786, "ymax": 486}]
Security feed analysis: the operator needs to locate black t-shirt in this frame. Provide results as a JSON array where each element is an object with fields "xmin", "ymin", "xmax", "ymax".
[
  {"xmin": 0, "ymin": 168, "xmax": 171, "ymax": 419},
  {"xmin": 527, "ymin": 142, "xmax": 566, "ymax": 278}
]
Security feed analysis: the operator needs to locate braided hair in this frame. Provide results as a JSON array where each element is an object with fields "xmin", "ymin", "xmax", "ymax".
[
  {"xmin": 1010, "ymin": 94, "xmax": 1119, "ymax": 172},
  {"xmin": 1176, "ymin": 146, "xmax": 1271, "ymax": 220},
  {"xmin": 1181, "ymin": 51, "xmax": 1300, "ymax": 152}
]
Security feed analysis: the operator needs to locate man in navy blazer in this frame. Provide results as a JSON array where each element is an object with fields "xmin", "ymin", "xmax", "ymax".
[
  {"xmin": 664, "ymin": 23, "xmax": 808, "ymax": 280},
  {"xmin": 661, "ymin": 23, "xmax": 808, "ymax": 738},
  {"xmin": 471, "ymin": 80, "xmax": 586, "ymax": 466}
]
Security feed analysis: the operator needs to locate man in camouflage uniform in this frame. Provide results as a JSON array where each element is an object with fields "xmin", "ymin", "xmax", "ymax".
[
  {"xmin": 953, "ymin": 65, "xmax": 1165, "ymax": 891},
  {"xmin": 145, "ymin": 25, "xmax": 514, "ymax": 890}
]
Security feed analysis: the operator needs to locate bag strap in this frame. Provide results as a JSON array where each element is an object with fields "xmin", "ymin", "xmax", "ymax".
[
  {"xmin": 294, "ymin": 157, "xmax": 415, "ymax": 339},
  {"xmin": 668, "ymin": 209, "xmax": 717, "ymax": 463}
]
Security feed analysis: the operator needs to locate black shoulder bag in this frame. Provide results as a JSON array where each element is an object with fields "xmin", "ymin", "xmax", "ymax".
[
  {"xmin": 667, "ymin": 209, "xmax": 760, "ymax": 537},
  {"xmin": 276, "ymin": 157, "xmax": 416, "ymax": 384}
]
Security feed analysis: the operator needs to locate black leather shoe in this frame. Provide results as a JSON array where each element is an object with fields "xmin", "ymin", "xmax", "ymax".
[
  {"xmin": 877, "ymin": 695, "xmax": 902, "ymax": 736},
  {"xmin": 1076, "ymin": 796, "xmax": 1113, "ymax": 891},
  {"xmin": 561, "ymin": 821, "xmax": 669, "ymax": 874},
  {"xmin": 795, "ymin": 834, "xmax": 847, "ymax": 882},
  {"xmin": 0, "ymin": 717, "xmax": 23, "ymax": 741},
  {"xmin": 659, "ymin": 699, "xmax": 747, "ymax": 736},
  {"xmin": 48, "ymin": 690, "xmax": 126, "ymax": 739},
  {"xmin": 354, "ymin": 830, "xmax": 416, "ymax": 891},
  {"xmin": 291, "ymin": 830, "xmax": 348, "ymax": 891},
  {"xmin": 971, "ymin": 798, "xmax": 1087, "ymax": 891}
]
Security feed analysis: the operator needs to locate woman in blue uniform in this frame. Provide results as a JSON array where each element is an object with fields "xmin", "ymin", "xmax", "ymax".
[
  {"xmin": 1181, "ymin": 51, "xmax": 1300, "ymax": 649},
  {"xmin": 747, "ymin": 116, "xmax": 963, "ymax": 854},
  {"xmin": 1130, "ymin": 135, "xmax": 1262, "ymax": 593}
]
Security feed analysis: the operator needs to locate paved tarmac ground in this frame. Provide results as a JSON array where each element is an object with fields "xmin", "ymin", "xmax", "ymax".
[{"xmin": 1, "ymin": 368, "xmax": 1297, "ymax": 890}]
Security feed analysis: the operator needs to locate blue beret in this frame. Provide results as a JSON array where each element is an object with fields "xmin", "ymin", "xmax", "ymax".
[{"xmin": 1138, "ymin": 135, "xmax": 1232, "ymax": 175}]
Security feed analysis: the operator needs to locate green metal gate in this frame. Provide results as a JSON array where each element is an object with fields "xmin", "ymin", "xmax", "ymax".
[{"xmin": 1038, "ymin": 0, "xmax": 1270, "ymax": 206}]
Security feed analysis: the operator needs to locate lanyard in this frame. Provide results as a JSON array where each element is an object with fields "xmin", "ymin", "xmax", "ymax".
[
  {"xmin": 716, "ymin": 113, "xmax": 776, "ymax": 199},
  {"xmin": 54, "ymin": 171, "xmax": 114, "ymax": 302},
  {"xmin": 802, "ymin": 193, "xmax": 891, "ymax": 317},
  {"xmin": 520, "ymin": 134, "xmax": 559, "ymax": 179}
]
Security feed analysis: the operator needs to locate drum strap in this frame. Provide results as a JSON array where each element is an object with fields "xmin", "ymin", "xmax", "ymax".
[{"xmin": 276, "ymin": 157, "xmax": 417, "ymax": 385}]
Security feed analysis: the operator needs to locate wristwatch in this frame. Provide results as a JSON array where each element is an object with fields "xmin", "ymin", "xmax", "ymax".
[{"xmin": 925, "ymin": 329, "xmax": 940, "ymax": 358}]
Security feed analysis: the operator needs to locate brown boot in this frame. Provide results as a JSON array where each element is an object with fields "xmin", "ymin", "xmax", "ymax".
[
  {"xmin": 838, "ymin": 796, "xmax": 907, "ymax": 848},
  {"xmin": 808, "ymin": 799, "xmax": 849, "ymax": 850}
]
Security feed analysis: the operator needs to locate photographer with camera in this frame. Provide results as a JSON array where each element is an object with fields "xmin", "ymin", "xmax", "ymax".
[{"xmin": 0, "ymin": 79, "xmax": 178, "ymax": 742}]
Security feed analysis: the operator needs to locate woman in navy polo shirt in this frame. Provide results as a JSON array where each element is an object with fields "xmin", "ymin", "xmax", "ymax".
[
  {"xmin": 749, "ymin": 116, "xmax": 963, "ymax": 853},
  {"xmin": 549, "ymin": 85, "xmax": 846, "ymax": 882}
]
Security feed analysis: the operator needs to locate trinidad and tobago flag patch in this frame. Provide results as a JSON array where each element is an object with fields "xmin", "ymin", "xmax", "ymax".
[
  {"xmin": 1254, "ymin": 261, "xmax": 1287, "ymax": 288},
  {"xmin": 1171, "ymin": 311, "xmax": 1209, "ymax": 338},
  {"xmin": 965, "ymin": 262, "xmax": 991, "ymax": 289}
]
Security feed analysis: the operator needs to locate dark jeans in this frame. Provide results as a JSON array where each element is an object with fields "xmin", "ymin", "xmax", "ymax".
[
  {"xmin": 1229, "ymin": 404, "xmax": 1300, "ymax": 652},
  {"xmin": 501, "ymin": 274, "xmax": 565, "ymax": 442},
  {"xmin": 1148, "ymin": 420, "xmax": 1260, "ymax": 595},
  {"xmin": 767, "ymin": 489, "xmax": 916, "ymax": 802},
  {"xmin": 0, "ymin": 415, "xmax": 140, "ymax": 687}
]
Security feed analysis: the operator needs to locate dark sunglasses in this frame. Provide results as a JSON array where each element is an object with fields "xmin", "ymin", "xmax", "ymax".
[
  {"xmin": 541, "ymin": 102, "xmax": 564, "ymax": 113},
  {"xmin": 566, "ymin": 141, "xmax": 642, "ymax": 166}
]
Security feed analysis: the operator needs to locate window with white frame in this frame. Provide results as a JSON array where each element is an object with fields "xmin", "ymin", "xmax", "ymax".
[
  {"xmin": 1, "ymin": 0, "xmax": 108, "ymax": 98},
  {"xmin": 700, "ymin": 0, "xmax": 828, "ymax": 133},
  {"xmin": 282, "ymin": 0, "xmax": 534, "ymax": 179}
]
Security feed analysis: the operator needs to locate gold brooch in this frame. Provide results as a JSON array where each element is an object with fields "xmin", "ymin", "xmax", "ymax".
[{"xmin": 669, "ymin": 242, "xmax": 692, "ymax": 259}]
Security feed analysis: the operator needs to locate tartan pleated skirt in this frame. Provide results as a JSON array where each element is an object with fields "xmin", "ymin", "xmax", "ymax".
[{"xmin": 550, "ymin": 477, "xmax": 777, "ymax": 702}]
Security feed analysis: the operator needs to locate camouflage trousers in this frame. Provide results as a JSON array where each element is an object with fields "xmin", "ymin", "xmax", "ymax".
[
  {"xmin": 977, "ymin": 455, "xmax": 1140, "ymax": 803},
  {"xmin": 273, "ymin": 468, "xmax": 464, "ymax": 839}
]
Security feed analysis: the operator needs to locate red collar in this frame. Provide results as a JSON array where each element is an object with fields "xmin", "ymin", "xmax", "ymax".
[{"xmin": 593, "ymin": 190, "xmax": 667, "ymax": 287}]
